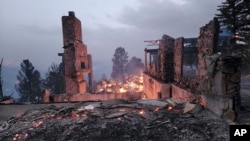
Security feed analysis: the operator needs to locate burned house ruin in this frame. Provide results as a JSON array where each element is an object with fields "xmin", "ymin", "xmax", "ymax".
[
  {"xmin": 143, "ymin": 17, "xmax": 242, "ymax": 119},
  {"xmin": 50, "ymin": 12, "xmax": 242, "ymax": 120},
  {"xmin": 58, "ymin": 11, "xmax": 93, "ymax": 94}
]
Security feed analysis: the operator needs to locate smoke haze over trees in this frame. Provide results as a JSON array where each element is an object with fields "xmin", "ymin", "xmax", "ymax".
[
  {"xmin": 111, "ymin": 47, "xmax": 129, "ymax": 82},
  {"xmin": 15, "ymin": 59, "xmax": 42, "ymax": 102},
  {"xmin": 125, "ymin": 56, "xmax": 144, "ymax": 75}
]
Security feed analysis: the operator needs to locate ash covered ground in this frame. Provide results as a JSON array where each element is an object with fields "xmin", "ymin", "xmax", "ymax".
[{"xmin": 0, "ymin": 99, "xmax": 231, "ymax": 141}]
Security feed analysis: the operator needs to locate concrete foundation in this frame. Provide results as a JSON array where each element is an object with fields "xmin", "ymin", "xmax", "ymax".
[
  {"xmin": 143, "ymin": 73, "xmax": 171, "ymax": 99},
  {"xmin": 171, "ymin": 85, "xmax": 193, "ymax": 101},
  {"xmin": 52, "ymin": 92, "xmax": 142, "ymax": 102}
]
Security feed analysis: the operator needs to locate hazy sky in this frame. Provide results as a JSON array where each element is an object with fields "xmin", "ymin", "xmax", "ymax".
[{"xmin": 0, "ymin": 0, "xmax": 224, "ymax": 75}]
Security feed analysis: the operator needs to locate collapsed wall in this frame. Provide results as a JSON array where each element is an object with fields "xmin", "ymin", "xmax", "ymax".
[{"xmin": 143, "ymin": 17, "xmax": 242, "ymax": 120}]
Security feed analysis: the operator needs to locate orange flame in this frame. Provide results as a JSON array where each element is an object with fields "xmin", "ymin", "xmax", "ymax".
[{"xmin": 119, "ymin": 87, "xmax": 127, "ymax": 93}]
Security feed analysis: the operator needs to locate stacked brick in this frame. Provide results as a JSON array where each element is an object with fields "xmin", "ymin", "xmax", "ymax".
[
  {"xmin": 196, "ymin": 17, "xmax": 219, "ymax": 80},
  {"xmin": 174, "ymin": 37, "xmax": 184, "ymax": 83},
  {"xmin": 61, "ymin": 11, "xmax": 91, "ymax": 94},
  {"xmin": 159, "ymin": 35, "xmax": 175, "ymax": 83}
]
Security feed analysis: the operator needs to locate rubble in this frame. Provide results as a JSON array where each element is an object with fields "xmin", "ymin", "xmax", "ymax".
[
  {"xmin": 183, "ymin": 102, "xmax": 196, "ymax": 114},
  {"xmin": 0, "ymin": 99, "xmax": 230, "ymax": 141},
  {"xmin": 136, "ymin": 99, "xmax": 168, "ymax": 108}
]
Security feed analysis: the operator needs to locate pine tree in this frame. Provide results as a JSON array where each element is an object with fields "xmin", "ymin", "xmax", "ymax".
[
  {"xmin": 216, "ymin": 0, "xmax": 250, "ymax": 37},
  {"xmin": 216, "ymin": 0, "xmax": 250, "ymax": 73},
  {"xmin": 43, "ymin": 63, "xmax": 65, "ymax": 94},
  {"xmin": 16, "ymin": 59, "xmax": 42, "ymax": 102},
  {"xmin": 111, "ymin": 47, "xmax": 129, "ymax": 82}
]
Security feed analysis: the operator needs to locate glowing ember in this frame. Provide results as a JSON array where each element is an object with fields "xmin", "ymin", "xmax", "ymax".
[
  {"xmin": 199, "ymin": 99, "xmax": 205, "ymax": 106},
  {"xmin": 71, "ymin": 113, "xmax": 80, "ymax": 118},
  {"xmin": 13, "ymin": 133, "xmax": 28, "ymax": 140},
  {"xmin": 139, "ymin": 110, "xmax": 145, "ymax": 115},
  {"xmin": 142, "ymin": 94, "xmax": 147, "ymax": 99},
  {"xmin": 167, "ymin": 106, "xmax": 173, "ymax": 111},
  {"xmin": 33, "ymin": 121, "xmax": 43, "ymax": 128},
  {"xmin": 154, "ymin": 107, "xmax": 160, "ymax": 112},
  {"xmin": 15, "ymin": 134, "xmax": 20, "ymax": 138},
  {"xmin": 24, "ymin": 133, "xmax": 28, "ymax": 138}
]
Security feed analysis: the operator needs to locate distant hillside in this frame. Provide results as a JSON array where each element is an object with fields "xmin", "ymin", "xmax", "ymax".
[{"xmin": 1, "ymin": 65, "xmax": 19, "ymax": 98}]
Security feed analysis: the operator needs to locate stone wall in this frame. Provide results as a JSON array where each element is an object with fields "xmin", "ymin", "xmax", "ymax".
[
  {"xmin": 194, "ymin": 18, "xmax": 241, "ymax": 119},
  {"xmin": 143, "ymin": 73, "xmax": 171, "ymax": 99},
  {"xmin": 196, "ymin": 17, "xmax": 219, "ymax": 80},
  {"xmin": 201, "ymin": 56, "xmax": 241, "ymax": 118},
  {"xmin": 202, "ymin": 95, "xmax": 233, "ymax": 117},
  {"xmin": 159, "ymin": 35, "xmax": 175, "ymax": 82},
  {"xmin": 174, "ymin": 37, "xmax": 184, "ymax": 83},
  {"xmin": 171, "ymin": 85, "xmax": 195, "ymax": 101},
  {"xmin": 141, "ymin": 18, "xmax": 242, "ymax": 119}
]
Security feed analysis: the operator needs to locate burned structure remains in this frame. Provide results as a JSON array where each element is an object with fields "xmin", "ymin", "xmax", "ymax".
[
  {"xmin": 47, "ymin": 12, "xmax": 242, "ymax": 120},
  {"xmin": 58, "ymin": 11, "xmax": 93, "ymax": 94},
  {"xmin": 143, "ymin": 17, "xmax": 242, "ymax": 119}
]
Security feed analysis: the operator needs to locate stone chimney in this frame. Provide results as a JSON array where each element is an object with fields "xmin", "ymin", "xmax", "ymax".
[{"xmin": 68, "ymin": 11, "xmax": 75, "ymax": 17}]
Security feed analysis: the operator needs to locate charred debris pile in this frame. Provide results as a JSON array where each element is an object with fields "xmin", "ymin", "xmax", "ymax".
[{"xmin": 0, "ymin": 99, "xmax": 230, "ymax": 141}]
